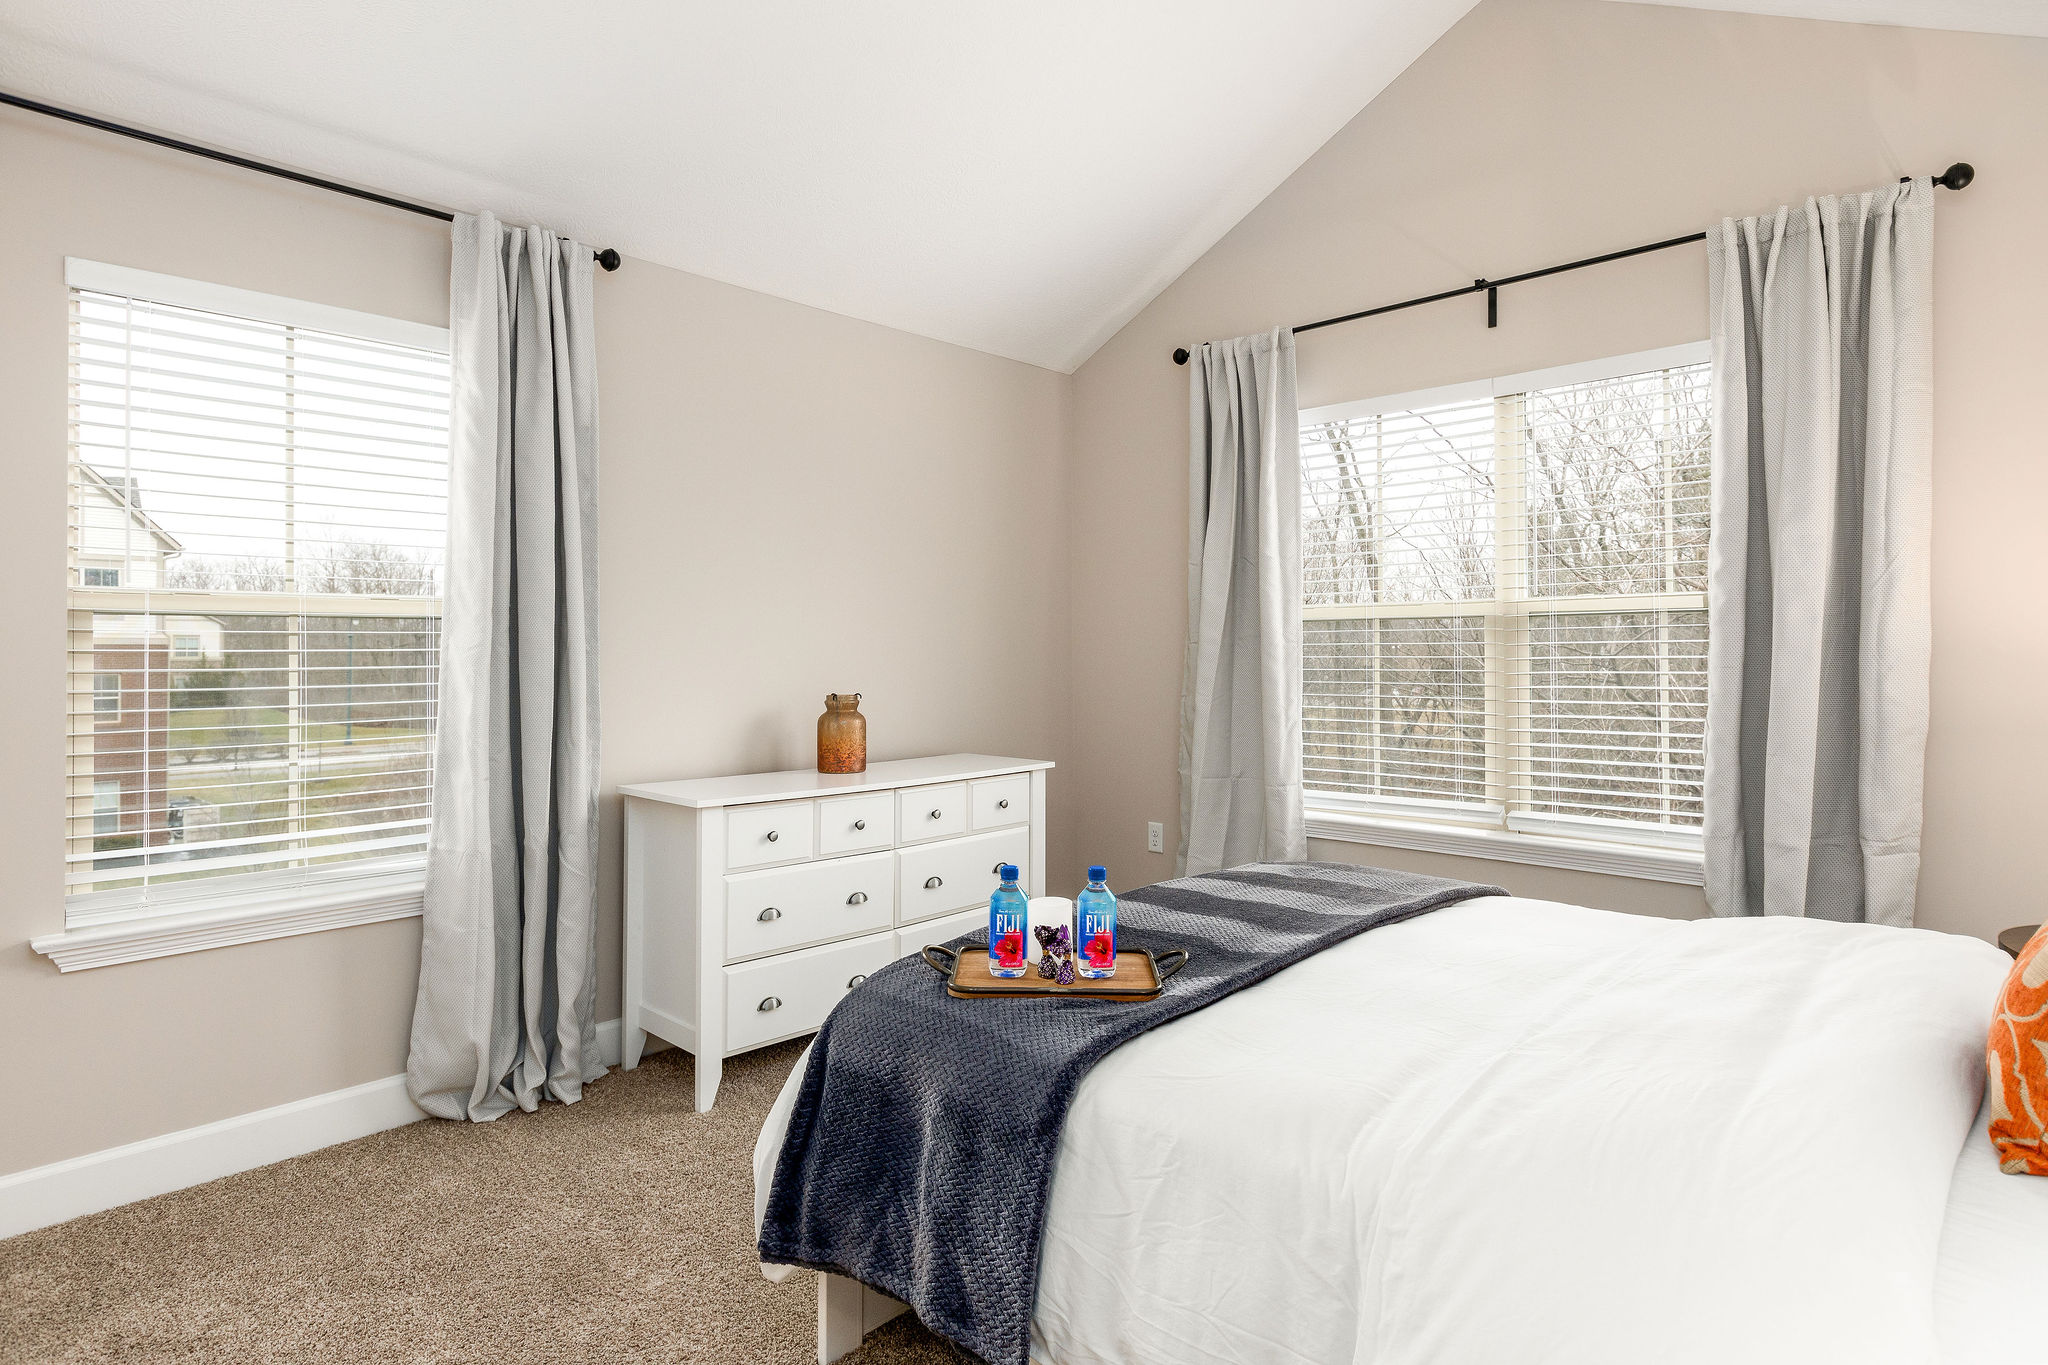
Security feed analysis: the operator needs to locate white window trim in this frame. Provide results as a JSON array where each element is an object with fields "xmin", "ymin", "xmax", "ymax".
[
  {"xmin": 1301, "ymin": 341, "xmax": 1711, "ymax": 884},
  {"xmin": 1301, "ymin": 342, "xmax": 1711, "ymax": 427},
  {"xmin": 1306, "ymin": 807, "xmax": 1704, "ymax": 885},
  {"xmin": 45, "ymin": 263, "xmax": 449, "ymax": 969},
  {"xmin": 30, "ymin": 863, "xmax": 426, "ymax": 972},
  {"xmin": 63, "ymin": 258, "xmax": 449, "ymax": 352}
]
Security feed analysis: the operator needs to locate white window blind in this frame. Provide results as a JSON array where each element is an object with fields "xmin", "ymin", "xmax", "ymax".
[
  {"xmin": 1301, "ymin": 348, "xmax": 1709, "ymax": 846},
  {"xmin": 65, "ymin": 263, "xmax": 451, "ymax": 922}
]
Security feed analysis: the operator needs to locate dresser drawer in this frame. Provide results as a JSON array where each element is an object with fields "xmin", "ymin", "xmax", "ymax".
[
  {"xmin": 970, "ymin": 774, "xmax": 1030, "ymax": 829},
  {"xmin": 726, "ymin": 799, "xmax": 814, "ymax": 870},
  {"xmin": 896, "ymin": 827, "xmax": 1031, "ymax": 924},
  {"xmin": 724, "ymin": 851, "xmax": 895, "ymax": 962},
  {"xmin": 897, "ymin": 782, "xmax": 968, "ymax": 844},
  {"xmin": 895, "ymin": 905, "xmax": 986, "ymax": 960},
  {"xmin": 817, "ymin": 791, "xmax": 896, "ymax": 856},
  {"xmin": 723, "ymin": 931, "xmax": 896, "ymax": 1053}
]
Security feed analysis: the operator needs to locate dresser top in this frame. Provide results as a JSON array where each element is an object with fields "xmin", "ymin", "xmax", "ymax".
[{"xmin": 619, "ymin": 753, "xmax": 1053, "ymax": 809}]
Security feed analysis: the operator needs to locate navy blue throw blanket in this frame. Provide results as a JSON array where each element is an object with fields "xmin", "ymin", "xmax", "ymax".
[{"xmin": 759, "ymin": 861, "xmax": 1504, "ymax": 1365}]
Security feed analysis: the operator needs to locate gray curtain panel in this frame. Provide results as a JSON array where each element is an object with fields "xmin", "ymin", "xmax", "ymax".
[
  {"xmin": 1179, "ymin": 328, "xmax": 1307, "ymax": 875},
  {"xmin": 1703, "ymin": 179, "xmax": 1933, "ymax": 926},
  {"xmin": 407, "ymin": 212, "xmax": 604, "ymax": 1120}
]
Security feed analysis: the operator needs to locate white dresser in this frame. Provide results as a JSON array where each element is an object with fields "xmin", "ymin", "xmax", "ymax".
[{"xmin": 619, "ymin": 753, "xmax": 1052, "ymax": 1110}]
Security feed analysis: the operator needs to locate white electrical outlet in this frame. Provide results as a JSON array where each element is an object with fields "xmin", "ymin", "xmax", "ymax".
[{"xmin": 1146, "ymin": 822, "xmax": 1164, "ymax": 854}]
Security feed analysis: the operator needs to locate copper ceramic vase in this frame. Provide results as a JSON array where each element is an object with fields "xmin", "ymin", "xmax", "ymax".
[{"xmin": 817, "ymin": 693, "xmax": 867, "ymax": 774}]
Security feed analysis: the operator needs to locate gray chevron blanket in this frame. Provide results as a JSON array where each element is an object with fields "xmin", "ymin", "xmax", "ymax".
[{"xmin": 758, "ymin": 861, "xmax": 1504, "ymax": 1365}]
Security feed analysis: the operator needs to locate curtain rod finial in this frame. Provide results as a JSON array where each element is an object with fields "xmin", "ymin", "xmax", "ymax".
[
  {"xmin": 1173, "ymin": 347, "xmax": 1191, "ymax": 366},
  {"xmin": 595, "ymin": 247, "xmax": 622, "ymax": 272},
  {"xmin": 1937, "ymin": 162, "xmax": 1974, "ymax": 191}
]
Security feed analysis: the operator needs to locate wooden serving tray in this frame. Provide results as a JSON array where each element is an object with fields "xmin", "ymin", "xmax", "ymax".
[{"xmin": 921, "ymin": 943, "xmax": 1188, "ymax": 1001}]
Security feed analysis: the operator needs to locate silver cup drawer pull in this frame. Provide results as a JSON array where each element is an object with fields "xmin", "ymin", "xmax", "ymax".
[
  {"xmin": 847, "ymin": 891, "xmax": 868, "ymax": 905},
  {"xmin": 765, "ymin": 830, "xmax": 779, "ymax": 843},
  {"xmin": 757, "ymin": 996, "xmax": 781, "ymax": 1012},
  {"xmin": 847, "ymin": 974, "xmax": 867, "ymax": 988},
  {"xmin": 758, "ymin": 906, "xmax": 782, "ymax": 922},
  {"xmin": 853, "ymin": 819, "xmax": 866, "ymax": 831},
  {"xmin": 924, "ymin": 875, "xmax": 943, "ymax": 889}
]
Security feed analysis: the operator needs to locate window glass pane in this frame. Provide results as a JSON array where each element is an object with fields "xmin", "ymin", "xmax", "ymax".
[
  {"xmin": 67, "ymin": 610, "xmax": 438, "ymax": 895},
  {"xmin": 1516, "ymin": 610, "xmax": 1707, "ymax": 827},
  {"xmin": 66, "ymin": 283, "xmax": 448, "ymax": 910},
  {"xmin": 1299, "ymin": 355, "xmax": 1710, "ymax": 840},
  {"xmin": 1302, "ymin": 397, "xmax": 1496, "ymax": 606},
  {"xmin": 1303, "ymin": 616, "xmax": 1488, "ymax": 804},
  {"xmin": 70, "ymin": 291, "xmax": 448, "ymax": 596},
  {"xmin": 92, "ymin": 779, "xmax": 122, "ymax": 836},
  {"xmin": 1522, "ymin": 363, "xmax": 1710, "ymax": 598}
]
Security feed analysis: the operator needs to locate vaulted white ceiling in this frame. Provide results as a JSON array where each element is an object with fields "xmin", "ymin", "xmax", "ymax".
[
  {"xmin": 3, "ymin": 2, "xmax": 2042, "ymax": 373},
  {"xmin": 0, "ymin": 0, "xmax": 1478, "ymax": 372}
]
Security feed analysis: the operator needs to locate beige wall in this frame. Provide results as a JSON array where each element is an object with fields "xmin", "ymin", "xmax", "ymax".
[
  {"xmin": 8, "ymin": 0, "xmax": 2045, "ymax": 1180},
  {"xmin": 0, "ymin": 111, "xmax": 1071, "ymax": 1177},
  {"xmin": 1067, "ymin": 0, "xmax": 2048, "ymax": 942}
]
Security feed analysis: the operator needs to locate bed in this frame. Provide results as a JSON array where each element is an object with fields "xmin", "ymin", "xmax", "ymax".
[{"xmin": 754, "ymin": 893, "xmax": 2048, "ymax": 1364}]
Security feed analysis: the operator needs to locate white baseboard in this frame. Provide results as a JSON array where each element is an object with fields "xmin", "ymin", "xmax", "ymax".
[{"xmin": 0, "ymin": 1017, "xmax": 626, "ymax": 1242}]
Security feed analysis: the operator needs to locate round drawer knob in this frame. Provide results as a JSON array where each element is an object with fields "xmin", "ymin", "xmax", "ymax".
[
  {"xmin": 757, "ymin": 996, "xmax": 781, "ymax": 1012},
  {"xmin": 765, "ymin": 830, "xmax": 779, "ymax": 843},
  {"xmin": 847, "ymin": 891, "xmax": 868, "ymax": 906},
  {"xmin": 847, "ymin": 974, "xmax": 867, "ymax": 988},
  {"xmin": 853, "ymin": 819, "xmax": 866, "ymax": 831},
  {"xmin": 924, "ymin": 875, "xmax": 943, "ymax": 889},
  {"xmin": 929, "ymin": 809, "xmax": 942, "ymax": 820},
  {"xmin": 758, "ymin": 906, "xmax": 782, "ymax": 922},
  {"xmin": 997, "ymin": 798, "xmax": 1009, "ymax": 810}
]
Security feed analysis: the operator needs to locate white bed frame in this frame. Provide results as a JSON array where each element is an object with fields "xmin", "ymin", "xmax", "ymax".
[{"xmin": 818, "ymin": 1273, "xmax": 909, "ymax": 1363}]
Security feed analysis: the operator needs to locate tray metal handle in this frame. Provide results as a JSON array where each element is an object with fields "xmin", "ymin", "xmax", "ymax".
[
  {"xmin": 921, "ymin": 944, "xmax": 959, "ymax": 977},
  {"xmin": 1154, "ymin": 947, "xmax": 1190, "ymax": 982}
]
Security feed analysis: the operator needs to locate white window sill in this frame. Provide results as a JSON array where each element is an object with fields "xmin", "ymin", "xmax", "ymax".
[
  {"xmin": 1306, "ymin": 807, "xmax": 1705, "ymax": 886},
  {"xmin": 30, "ymin": 873, "xmax": 425, "ymax": 972}
]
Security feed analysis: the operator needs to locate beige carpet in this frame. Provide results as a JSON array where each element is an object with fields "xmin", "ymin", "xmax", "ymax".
[{"xmin": 0, "ymin": 1043, "xmax": 974, "ymax": 1364}]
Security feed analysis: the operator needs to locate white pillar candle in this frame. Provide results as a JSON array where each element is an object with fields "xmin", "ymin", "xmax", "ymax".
[{"xmin": 1026, "ymin": 896, "xmax": 1074, "ymax": 964}]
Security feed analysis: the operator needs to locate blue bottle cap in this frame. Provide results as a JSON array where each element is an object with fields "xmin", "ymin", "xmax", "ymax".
[
  {"xmin": 998, "ymin": 864, "xmax": 1019, "ymax": 881},
  {"xmin": 1087, "ymin": 866, "xmax": 1107, "ymax": 882}
]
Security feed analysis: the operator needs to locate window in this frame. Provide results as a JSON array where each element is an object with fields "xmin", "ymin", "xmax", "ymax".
[
  {"xmin": 1300, "ymin": 345, "xmax": 1708, "ymax": 855},
  {"xmin": 65, "ymin": 260, "xmax": 451, "ymax": 925},
  {"xmin": 93, "ymin": 780, "xmax": 122, "ymax": 837}
]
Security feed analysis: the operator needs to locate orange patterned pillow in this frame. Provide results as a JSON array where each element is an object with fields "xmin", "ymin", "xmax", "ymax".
[{"xmin": 1988, "ymin": 924, "xmax": 2048, "ymax": 1175}]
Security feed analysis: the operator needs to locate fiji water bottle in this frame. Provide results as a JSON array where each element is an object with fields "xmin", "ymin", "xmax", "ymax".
[
  {"xmin": 988, "ymin": 864, "xmax": 1029, "ymax": 978},
  {"xmin": 1076, "ymin": 866, "xmax": 1117, "ymax": 978}
]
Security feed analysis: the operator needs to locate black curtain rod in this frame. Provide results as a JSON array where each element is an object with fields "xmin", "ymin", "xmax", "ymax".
[
  {"xmin": 1172, "ymin": 162, "xmax": 1974, "ymax": 365},
  {"xmin": 1, "ymin": 89, "xmax": 623, "ymax": 272}
]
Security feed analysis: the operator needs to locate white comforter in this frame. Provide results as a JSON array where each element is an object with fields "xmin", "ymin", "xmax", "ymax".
[{"xmin": 755, "ymin": 897, "xmax": 2018, "ymax": 1365}]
